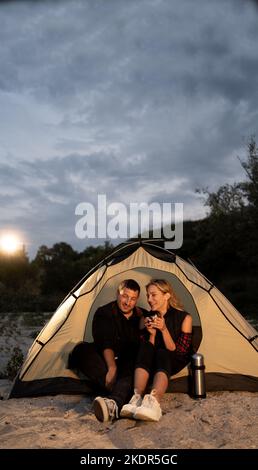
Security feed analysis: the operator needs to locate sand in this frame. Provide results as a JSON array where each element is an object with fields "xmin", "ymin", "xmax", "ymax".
[{"xmin": 0, "ymin": 313, "xmax": 257, "ymax": 449}]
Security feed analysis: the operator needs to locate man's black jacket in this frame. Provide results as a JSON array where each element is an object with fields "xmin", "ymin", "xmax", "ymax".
[{"xmin": 92, "ymin": 301, "xmax": 147, "ymax": 358}]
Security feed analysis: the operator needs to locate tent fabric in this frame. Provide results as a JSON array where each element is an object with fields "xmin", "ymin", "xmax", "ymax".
[{"xmin": 10, "ymin": 240, "xmax": 258, "ymax": 398}]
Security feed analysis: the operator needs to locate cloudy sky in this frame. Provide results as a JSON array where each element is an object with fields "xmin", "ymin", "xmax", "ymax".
[{"xmin": 1, "ymin": 0, "xmax": 258, "ymax": 258}]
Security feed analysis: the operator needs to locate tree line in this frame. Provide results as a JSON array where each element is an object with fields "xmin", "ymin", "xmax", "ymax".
[{"xmin": 0, "ymin": 138, "xmax": 257, "ymax": 320}]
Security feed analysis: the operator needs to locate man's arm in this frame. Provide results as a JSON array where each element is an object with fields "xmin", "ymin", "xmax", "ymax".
[
  {"xmin": 92, "ymin": 305, "xmax": 117, "ymax": 390},
  {"xmin": 103, "ymin": 348, "xmax": 117, "ymax": 390},
  {"xmin": 92, "ymin": 306, "xmax": 116, "ymax": 351}
]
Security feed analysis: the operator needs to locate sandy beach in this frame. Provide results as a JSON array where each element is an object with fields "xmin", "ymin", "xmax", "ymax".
[
  {"xmin": 0, "ymin": 385, "xmax": 257, "ymax": 449},
  {"xmin": 0, "ymin": 313, "xmax": 257, "ymax": 449}
]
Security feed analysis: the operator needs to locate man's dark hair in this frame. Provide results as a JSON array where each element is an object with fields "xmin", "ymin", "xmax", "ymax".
[{"xmin": 118, "ymin": 279, "xmax": 140, "ymax": 294}]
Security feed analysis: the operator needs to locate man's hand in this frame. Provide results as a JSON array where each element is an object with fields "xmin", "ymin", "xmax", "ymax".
[{"xmin": 105, "ymin": 365, "xmax": 117, "ymax": 391}]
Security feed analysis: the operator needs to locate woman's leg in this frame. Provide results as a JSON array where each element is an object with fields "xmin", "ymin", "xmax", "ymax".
[
  {"xmin": 116, "ymin": 345, "xmax": 153, "ymax": 419},
  {"xmin": 134, "ymin": 367, "xmax": 150, "ymax": 395},
  {"xmin": 150, "ymin": 348, "xmax": 173, "ymax": 401},
  {"xmin": 152, "ymin": 349, "xmax": 189, "ymax": 400},
  {"xmin": 134, "ymin": 341, "xmax": 155, "ymax": 395},
  {"xmin": 152, "ymin": 371, "xmax": 168, "ymax": 402}
]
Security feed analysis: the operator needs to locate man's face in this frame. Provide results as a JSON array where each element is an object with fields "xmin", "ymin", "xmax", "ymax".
[{"xmin": 117, "ymin": 287, "xmax": 139, "ymax": 314}]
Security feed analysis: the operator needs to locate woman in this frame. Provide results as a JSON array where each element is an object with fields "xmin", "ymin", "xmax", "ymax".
[{"xmin": 120, "ymin": 279, "xmax": 192, "ymax": 422}]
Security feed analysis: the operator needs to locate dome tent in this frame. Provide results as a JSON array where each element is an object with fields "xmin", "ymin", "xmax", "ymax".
[{"xmin": 10, "ymin": 240, "xmax": 258, "ymax": 398}]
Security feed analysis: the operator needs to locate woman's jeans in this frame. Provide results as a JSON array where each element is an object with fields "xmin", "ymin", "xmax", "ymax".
[{"xmin": 135, "ymin": 341, "xmax": 189, "ymax": 380}]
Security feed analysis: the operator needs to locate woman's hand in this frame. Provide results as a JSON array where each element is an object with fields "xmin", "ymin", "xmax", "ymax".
[
  {"xmin": 144, "ymin": 316, "xmax": 156, "ymax": 329},
  {"xmin": 151, "ymin": 315, "xmax": 166, "ymax": 332},
  {"xmin": 145, "ymin": 318, "xmax": 156, "ymax": 345},
  {"xmin": 144, "ymin": 317, "xmax": 157, "ymax": 342}
]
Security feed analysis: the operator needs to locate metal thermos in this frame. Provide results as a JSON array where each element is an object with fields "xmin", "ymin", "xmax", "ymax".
[{"xmin": 191, "ymin": 353, "xmax": 206, "ymax": 398}]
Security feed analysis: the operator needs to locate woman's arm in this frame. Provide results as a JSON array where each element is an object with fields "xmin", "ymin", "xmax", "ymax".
[
  {"xmin": 160, "ymin": 324, "xmax": 176, "ymax": 351},
  {"xmin": 175, "ymin": 315, "xmax": 193, "ymax": 354},
  {"xmin": 152, "ymin": 316, "xmax": 176, "ymax": 351},
  {"xmin": 154, "ymin": 314, "xmax": 192, "ymax": 351},
  {"xmin": 181, "ymin": 314, "xmax": 192, "ymax": 333}
]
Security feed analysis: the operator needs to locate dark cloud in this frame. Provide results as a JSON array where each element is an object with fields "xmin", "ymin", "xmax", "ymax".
[
  {"xmin": 0, "ymin": 0, "xmax": 258, "ymax": 256},
  {"xmin": 0, "ymin": 138, "xmax": 245, "ymax": 257},
  {"xmin": 1, "ymin": 0, "xmax": 257, "ymax": 108}
]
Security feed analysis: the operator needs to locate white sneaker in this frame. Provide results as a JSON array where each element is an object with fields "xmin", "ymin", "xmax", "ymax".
[
  {"xmin": 93, "ymin": 397, "xmax": 119, "ymax": 422},
  {"xmin": 134, "ymin": 391, "xmax": 162, "ymax": 422},
  {"xmin": 120, "ymin": 392, "xmax": 142, "ymax": 419}
]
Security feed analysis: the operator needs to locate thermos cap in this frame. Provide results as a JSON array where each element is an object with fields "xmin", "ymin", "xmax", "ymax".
[{"xmin": 191, "ymin": 353, "xmax": 204, "ymax": 367}]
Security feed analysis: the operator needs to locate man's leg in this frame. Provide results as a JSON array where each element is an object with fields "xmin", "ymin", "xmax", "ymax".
[
  {"xmin": 93, "ymin": 372, "xmax": 132, "ymax": 422},
  {"xmin": 70, "ymin": 342, "xmax": 120, "ymax": 422},
  {"xmin": 109, "ymin": 374, "xmax": 134, "ymax": 411},
  {"xmin": 105, "ymin": 341, "xmax": 152, "ymax": 412},
  {"xmin": 69, "ymin": 342, "xmax": 107, "ymax": 391}
]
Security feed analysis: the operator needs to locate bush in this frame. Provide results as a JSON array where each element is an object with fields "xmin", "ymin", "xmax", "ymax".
[
  {"xmin": 4, "ymin": 346, "xmax": 24, "ymax": 380},
  {"xmin": 0, "ymin": 290, "xmax": 63, "ymax": 313}
]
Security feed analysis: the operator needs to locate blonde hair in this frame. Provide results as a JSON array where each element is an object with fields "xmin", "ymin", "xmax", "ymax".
[{"xmin": 146, "ymin": 279, "xmax": 183, "ymax": 311}]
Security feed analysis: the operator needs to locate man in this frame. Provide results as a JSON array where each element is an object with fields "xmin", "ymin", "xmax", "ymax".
[{"xmin": 68, "ymin": 279, "xmax": 145, "ymax": 422}]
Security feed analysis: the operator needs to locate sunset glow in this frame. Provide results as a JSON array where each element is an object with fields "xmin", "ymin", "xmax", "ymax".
[{"xmin": 0, "ymin": 233, "xmax": 21, "ymax": 255}]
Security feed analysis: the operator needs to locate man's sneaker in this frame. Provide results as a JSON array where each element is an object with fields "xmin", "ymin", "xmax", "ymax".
[
  {"xmin": 134, "ymin": 391, "xmax": 162, "ymax": 422},
  {"xmin": 120, "ymin": 392, "xmax": 142, "ymax": 419},
  {"xmin": 93, "ymin": 397, "xmax": 119, "ymax": 422}
]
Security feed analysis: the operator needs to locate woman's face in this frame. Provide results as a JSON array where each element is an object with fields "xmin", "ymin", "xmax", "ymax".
[{"xmin": 146, "ymin": 285, "xmax": 170, "ymax": 314}]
